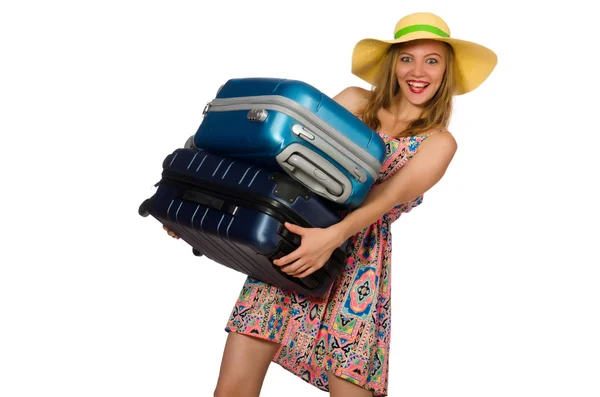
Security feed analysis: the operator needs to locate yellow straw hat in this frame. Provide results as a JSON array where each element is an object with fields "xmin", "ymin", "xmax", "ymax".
[{"xmin": 351, "ymin": 12, "xmax": 498, "ymax": 95}]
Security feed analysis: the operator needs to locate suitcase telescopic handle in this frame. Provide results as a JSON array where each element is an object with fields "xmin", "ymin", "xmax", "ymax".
[{"xmin": 286, "ymin": 154, "xmax": 343, "ymax": 196}]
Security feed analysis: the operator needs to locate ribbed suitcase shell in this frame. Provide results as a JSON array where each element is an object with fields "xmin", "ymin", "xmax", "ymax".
[
  {"xmin": 192, "ymin": 77, "xmax": 386, "ymax": 209},
  {"xmin": 139, "ymin": 147, "xmax": 350, "ymax": 297}
]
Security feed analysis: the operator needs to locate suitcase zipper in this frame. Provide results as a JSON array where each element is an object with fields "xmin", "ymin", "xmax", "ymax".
[
  {"xmin": 160, "ymin": 169, "xmax": 315, "ymax": 230},
  {"xmin": 204, "ymin": 95, "xmax": 380, "ymax": 181}
]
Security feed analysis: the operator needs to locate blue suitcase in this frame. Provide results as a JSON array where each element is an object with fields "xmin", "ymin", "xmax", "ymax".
[
  {"xmin": 139, "ymin": 147, "xmax": 350, "ymax": 297},
  {"xmin": 189, "ymin": 78, "xmax": 386, "ymax": 209}
]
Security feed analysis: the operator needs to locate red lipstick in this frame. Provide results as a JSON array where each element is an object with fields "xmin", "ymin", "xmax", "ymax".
[{"xmin": 407, "ymin": 80, "xmax": 429, "ymax": 94}]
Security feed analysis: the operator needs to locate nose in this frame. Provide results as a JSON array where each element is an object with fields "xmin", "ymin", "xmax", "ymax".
[{"xmin": 412, "ymin": 61, "xmax": 425, "ymax": 78}]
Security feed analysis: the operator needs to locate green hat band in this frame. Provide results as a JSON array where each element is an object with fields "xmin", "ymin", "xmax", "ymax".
[{"xmin": 394, "ymin": 24, "xmax": 450, "ymax": 39}]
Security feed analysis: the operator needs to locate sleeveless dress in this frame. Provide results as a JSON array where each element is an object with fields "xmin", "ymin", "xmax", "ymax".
[{"xmin": 224, "ymin": 129, "xmax": 446, "ymax": 396}]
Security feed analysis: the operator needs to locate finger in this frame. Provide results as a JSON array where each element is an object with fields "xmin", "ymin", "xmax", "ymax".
[
  {"xmin": 281, "ymin": 259, "xmax": 309, "ymax": 274},
  {"xmin": 289, "ymin": 262, "xmax": 312, "ymax": 276},
  {"xmin": 273, "ymin": 248, "xmax": 304, "ymax": 267},
  {"xmin": 295, "ymin": 262, "xmax": 323, "ymax": 278},
  {"xmin": 284, "ymin": 222, "xmax": 304, "ymax": 236},
  {"xmin": 288, "ymin": 258, "xmax": 314, "ymax": 275},
  {"xmin": 295, "ymin": 266, "xmax": 317, "ymax": 279}
]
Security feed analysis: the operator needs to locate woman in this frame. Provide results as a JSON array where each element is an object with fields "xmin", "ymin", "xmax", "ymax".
[{"xmin": 165, "ymin": 12, "xmax": 497, "ymax": 397}]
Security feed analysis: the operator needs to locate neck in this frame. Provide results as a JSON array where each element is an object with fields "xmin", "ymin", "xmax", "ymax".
[{"xmin": 391, "ymin": 95, "xmax": 423, "ymax": 122}]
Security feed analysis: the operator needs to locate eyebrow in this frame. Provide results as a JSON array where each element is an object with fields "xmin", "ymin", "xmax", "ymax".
[{"xmin": 399, "ymin": 52, "xmax": 443, "ymax": 57}]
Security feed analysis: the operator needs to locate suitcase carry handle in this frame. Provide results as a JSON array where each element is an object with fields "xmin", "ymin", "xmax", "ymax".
[
  {"xmin": 182, "ymin": 190, "xmax": 237, "ymax": 215},
  {"xmin": 276, "ymin": 143, "xmax": 353, "ymax": 204},
  {"xmin": 268, "ymin": 226, "xmax": 347, "ymax": 292},
  {"xmin": 286, "ymin": 154, "xmax": 343, "ymax": 196},
  {"xmin": 268, "ymin": 239, "xmax": 322, "ymax": 291}
]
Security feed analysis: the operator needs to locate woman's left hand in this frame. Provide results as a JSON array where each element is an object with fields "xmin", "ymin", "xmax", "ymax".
[{"xmin": 272, "ymin": 222, "xmax": 344, "ymax": 279}]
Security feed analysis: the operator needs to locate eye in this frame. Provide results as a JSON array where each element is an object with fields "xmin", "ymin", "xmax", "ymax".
[
  {"xmin": 426, "ymin": 58, "xmax": 439, "ymax": 64},
  {"xmin": 400, "ymin": 56, "xmax": 412, "ymax": 62}
]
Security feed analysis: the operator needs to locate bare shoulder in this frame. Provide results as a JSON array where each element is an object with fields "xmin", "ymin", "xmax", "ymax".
[
  {"xmin": 332, "ymin": 86, "xmax": 371, "ymax": 114},
  {"xmin": 419, "ymin": 129, "xmax": 458, "ymax": 158}
]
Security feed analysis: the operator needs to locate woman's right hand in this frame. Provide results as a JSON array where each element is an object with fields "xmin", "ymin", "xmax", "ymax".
[{"xmin": 163, "ymin": 225, "xmax": 180, "ymax": 239}]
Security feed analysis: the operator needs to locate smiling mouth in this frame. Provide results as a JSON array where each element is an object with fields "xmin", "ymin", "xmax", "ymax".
[{"xmin": 407, "ymin": 81, "xmax": 429, "ymax": 93}]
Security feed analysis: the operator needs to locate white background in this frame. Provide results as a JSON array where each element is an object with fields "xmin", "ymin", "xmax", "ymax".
[{"xmin": 1, "ymin": 0, "xmax": 599, "ymax": 396}]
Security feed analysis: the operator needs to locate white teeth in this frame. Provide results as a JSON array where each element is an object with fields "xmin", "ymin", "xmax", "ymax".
[{"xmin": 408, "ymin": 81, "xmax": 429, "ymax": 88}]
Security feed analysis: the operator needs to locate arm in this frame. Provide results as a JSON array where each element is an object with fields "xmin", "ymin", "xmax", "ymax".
[
  {"xmin": 332, "ymin": 86, "xmax": 370, "ymax": 114},
  {"xmin": 272, "ymin": 89, "xmax": 455, "ymax": 277},
  {"xmin": 330, "ymin": 132, "xmax": 458, "ymax": 244}
]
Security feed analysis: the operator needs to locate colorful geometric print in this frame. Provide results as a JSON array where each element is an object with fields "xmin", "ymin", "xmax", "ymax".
[
  {"xmin": 267, "ymin": 305, "xmax": 289, "ymax": 341},
  {"xmin": 344, "ymin": 266, "xmax": 378, "ymax": 319},
  {"xmin": 224, "ymin": 130, "xmax": 446, "ymax": 396}
]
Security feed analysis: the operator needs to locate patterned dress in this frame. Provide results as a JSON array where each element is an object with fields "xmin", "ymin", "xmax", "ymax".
[{"xmin": 225, "ymin": 129, "xmax": 446, "ymax": 396}]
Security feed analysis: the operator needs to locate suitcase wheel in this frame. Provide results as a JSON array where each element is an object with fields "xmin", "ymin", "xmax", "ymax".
[
  {"xmin": 192, "ymin": 248, "xmax": 203, "ymax": 257},
  {"xmin": 138, "ymin": 199, "xmax": 151, "ymax": 217}
]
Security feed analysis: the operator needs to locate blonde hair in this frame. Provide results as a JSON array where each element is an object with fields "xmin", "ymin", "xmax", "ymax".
[{"xmin": 359, "ymin": 41, "xmax": 456, "ymax": 137}]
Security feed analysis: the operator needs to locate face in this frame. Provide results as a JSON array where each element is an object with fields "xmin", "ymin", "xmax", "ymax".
[{"xmin": 395, "ymin": 39, "xmax": 448, "ymax": 106}]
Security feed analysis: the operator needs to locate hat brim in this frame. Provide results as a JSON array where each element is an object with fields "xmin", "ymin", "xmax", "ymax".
[{"xmin": 351, "ymin": 34, "xmax": 498, "ymax": 95}]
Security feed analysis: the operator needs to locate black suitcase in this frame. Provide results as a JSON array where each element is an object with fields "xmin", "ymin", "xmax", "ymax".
[{"xmin": 139, "ymin": 147, "xmax": 350, "ymax": 297}]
